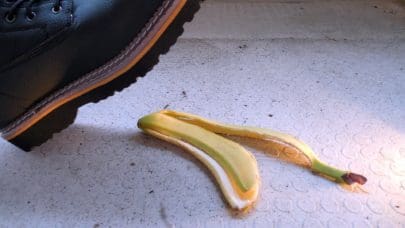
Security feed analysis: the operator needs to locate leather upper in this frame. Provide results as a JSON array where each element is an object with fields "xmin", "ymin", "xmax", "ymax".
[
  {"xmin": 0, "ymin": 0, "xmax": 165, "ymax": 127},
  {"xmin": 0, "ymin": 0, "xmax": 73, "ymax": 69}
]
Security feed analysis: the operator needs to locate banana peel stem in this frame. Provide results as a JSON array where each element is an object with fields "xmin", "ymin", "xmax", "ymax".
[
  {"xmin": 312, "ymin": 160, "xmax": 367, "ymax": 185},
  {"xmin": 311, "ymin": 159, "xmax": 346, "ymax": 183}
]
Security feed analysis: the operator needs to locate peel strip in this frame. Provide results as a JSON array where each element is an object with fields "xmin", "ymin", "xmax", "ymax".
[{"xmin": 144, "ymin": 129, "xmax": 259, "ymax": 211}]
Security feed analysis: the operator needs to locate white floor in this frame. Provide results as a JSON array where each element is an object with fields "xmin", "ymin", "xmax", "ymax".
[{"xmin": 1, "ymin": 0, "xmax": 404, "ymax": 227}]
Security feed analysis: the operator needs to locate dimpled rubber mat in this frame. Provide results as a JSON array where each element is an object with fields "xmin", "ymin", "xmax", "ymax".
[{"xmin": 0, "ymin": 0, "xmax": 404, "ymax": 227}]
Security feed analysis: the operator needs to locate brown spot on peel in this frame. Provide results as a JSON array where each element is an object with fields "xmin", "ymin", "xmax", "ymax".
[{"xmin": 342, "ymin": 173, "xmax": 367, "ymax": 185}]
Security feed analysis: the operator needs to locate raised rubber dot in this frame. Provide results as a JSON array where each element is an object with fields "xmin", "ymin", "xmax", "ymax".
[
  {"xmin": 297, "ymin": 198, "xmax": 318, "ymax": 213},
  {"xmin": 292, "ymin": 179, "xmax": 311, "ymax": 193},
  {"xmin": 363, "ymin": 122, "xmax": 379, "ymax": 133},
  {"xmin": 348, "ymin": 160, "xmax": 363, "ymax": 172},
  {"xmin": 327, "ymin": 144, "xmax": 342, "ymax": 155},
  {"xmin": 327, "ymin": 218, "xmax": 348, "ymax": 228},
  {"xmin": 366, "ymin": 199, "xmax": 385, "ymax": 214},
  {"xmin": 353, "ymin": 133, "xmax": 372, "ymax": 145},
  {"xmin": 377, "ymin": 219, "xmax": 396, "ymax": 228},
  {"xmin": 379, "ymin": 147, "xmax": 399, "ymax": 161},
  {"xmin": 315, "ymin": 133, "xmax": 332, "ymax": 145},
  {"xmin": 253, "ymin": 218, "xmax": 273, "ymax": 228},
  {"xmin": 390, "ymin": 198, "xmax": 405, "ymax": 215},
  {"xmin": 399, "ymin": 148, "xmax": 405, "ymax": 158},
  {"xmin": 389, "ymin": 135, "xmax": 401, "ymax": 144},
  {"xmin": 369, "ymin": 161, "xmax": 388, "ymax": 176},
  {"xmin": 360, "ymin": 146, "xmax": 381, "ymax": 160},
  {"xmin": 302, "ymin": 219, "xmax": 323, "ymax": 228},
  {"xmin": 390, "ymin": 162, "xmax": 405, "ymax": 176},
  {"xmin": 334, "ymin": 132, "xmax": 350, "ymax": 144},
  {"xmin": 274, "ymin": 198, "xmax": 292, "ymax": 212},
  {"xmin": 203, "ymin": 219, "xmax": 225, "ymax": 228},
  {"xmin": 264, "ymin": 161, "xmax": 283, "ymax": 174},
  {"xmin": 379, "ymin": 179, "xmax": 401, "ymax": 195},
  {"xmin": 276, "ymin": 216, "xmax": 298, "ymax": 227},
  {"xmin": 352, "ymin": 220, "xmax": 372, "ymax": 228},
  {"xmin": 320, "ymin": 147, "xmax": 338, "ymax": 160},
  {"xmin": 343, "ymin": 198, "xmax": 363, "ymax": 213},
  {"xmin": 270, "ymin": 179, "xmax": 290, "ymax": 192},
  {"xmin": 343, "ymin": 199, "xmax": 363, "ymax": 214},
  {"xmin": 321, "ymin": 199, "xmax": 340, "ymax": 213},
  {"xmin": 180, "ymin": 220, "xmax": 202, "ymax": 228},
  {"xmin": 341, "ymin": 144, "xmax": 362, "ymax": 159}
]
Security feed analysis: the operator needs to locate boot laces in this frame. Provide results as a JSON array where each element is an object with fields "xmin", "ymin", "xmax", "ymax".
[{"xmin": 4, "ymin": 0, "xmax": 62, "ymax": 23}]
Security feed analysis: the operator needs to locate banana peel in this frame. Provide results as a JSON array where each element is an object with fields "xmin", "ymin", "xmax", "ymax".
[
  {"xmin": 137, "ymin": 110, "xmax": 367, "ymax": 211},
  {"xmin": 138, "ymin": 113, "xmax": 260, "ymax": 211}
]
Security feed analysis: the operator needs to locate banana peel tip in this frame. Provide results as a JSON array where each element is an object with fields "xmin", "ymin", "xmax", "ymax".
[{"xmin": 341, "ymin": 173, "xmax": 367, "ymax": 185}]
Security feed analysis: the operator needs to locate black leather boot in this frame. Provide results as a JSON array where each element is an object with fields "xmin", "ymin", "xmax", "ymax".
[{"xmin": 0, "ymin": 0, "xmax": 200, "ymax": 151}]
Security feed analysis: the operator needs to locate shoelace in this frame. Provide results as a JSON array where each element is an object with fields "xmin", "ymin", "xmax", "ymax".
[{"xmin": 5, "ymin": 0, "xmax": 62, "ymax": 22}]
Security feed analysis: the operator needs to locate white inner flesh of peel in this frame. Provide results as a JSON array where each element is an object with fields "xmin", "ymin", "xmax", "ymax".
[{"xmin": 144, "ymin": 129, "xmax": 254, "ymax": 210}]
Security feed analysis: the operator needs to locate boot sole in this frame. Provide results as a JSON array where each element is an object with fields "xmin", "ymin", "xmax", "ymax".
[{"xmin": 0, "ymin": 0, "xmax": 201, "ymax": 151}]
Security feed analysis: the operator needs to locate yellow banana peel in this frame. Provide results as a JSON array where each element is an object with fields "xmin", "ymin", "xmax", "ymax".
[
  {"xmin": 138, "ymin": 113, "xmax": 260, "ymax": 211},
  {"xmin": 137, "ymin": 110, "xmax": 367, "ymax": 211}
]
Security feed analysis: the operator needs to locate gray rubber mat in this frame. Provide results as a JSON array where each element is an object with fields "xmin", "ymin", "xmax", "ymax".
[{"xmin": 0, "ymin": 0, "xmax": 404, "ymax": 227}]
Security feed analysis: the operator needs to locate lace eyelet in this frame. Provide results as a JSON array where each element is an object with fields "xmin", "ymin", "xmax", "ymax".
[
  {"xmin": 4, "ymin": 12, "xmax": 16, "ymax": 23},
  {"xmin": 52, "ymin": 5, "xmax": 62, "ymax": 14},
  {"xmin": 26, "ymin": 11, "xmax": 36, "ymax": 21}
]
